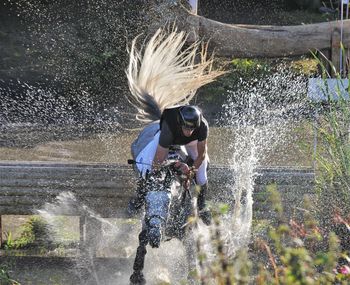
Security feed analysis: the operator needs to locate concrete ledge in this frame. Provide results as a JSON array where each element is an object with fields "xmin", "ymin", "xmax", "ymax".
[
  {"xmin": 0, "ymin": 161, "xmax": 316, "ymax": 256},
  {"xmin": 0, "ymin": 161, "xmax": 315, "ymax": 216}
]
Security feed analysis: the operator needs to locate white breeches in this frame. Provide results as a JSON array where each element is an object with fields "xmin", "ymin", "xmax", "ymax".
[
  {"xmin": 135, "ymin": 133, "xmax": 208, "ymax": 186},
  {"xmin": 135, "ymin": 132, "xmax": 160, "ymax": 176},
  {"xmin": 183, "ymin": 140, "xmax": 208, "ymax": 186},
  {"xmin": 188, "ymin": 0, "xmax": 198, "ymax": 14}
]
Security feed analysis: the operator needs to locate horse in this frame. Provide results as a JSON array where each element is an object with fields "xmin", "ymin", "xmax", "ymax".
[
  {"xmin": 129, "ymin": 147, "xmax": 198, "ymax": 285},
  {"xmin": 124, "ymin": 26, "xmax": 225, "ymax": 284}
]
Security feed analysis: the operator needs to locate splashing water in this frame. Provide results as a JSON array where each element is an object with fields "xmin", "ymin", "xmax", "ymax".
[
  {"xmin": 0, "ymin": 79, "xmax": 122, "ymax": 151},
  {"xmin": 2, "ymin": 0, "xmax": 154, "ymax": 135},
  {"xmin": 1, "ymin": 3, "xmax": 196, "ymax": 281},
  {"xmin": 4, "ymin": 0, "xmax": 153, "ymax": 108},
  {"xmin": 37, "ymin": 192, "xmax": 190, "ymax": 284},
  {"xmin": 218, "ymin": 68, "xmax": 308, "ymax": 257},
  {"xmin": 38, "ymin": 192, "xmax": 130, "ymax": 284},
  {"xmin": 2, "ymin": 1, "xmax": 314, "ymax": 282}
]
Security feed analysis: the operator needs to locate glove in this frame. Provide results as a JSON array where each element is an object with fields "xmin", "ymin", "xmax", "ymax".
[{"xmin": 174, "ymin": 161, "xmax": 190, "ymax": 175}]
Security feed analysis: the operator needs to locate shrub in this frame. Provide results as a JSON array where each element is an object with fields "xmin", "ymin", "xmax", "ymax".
[
  {"xmin": 197, "ymin": 184, "xmax": 350, "ymax": 284},
  {"xmin": 312, "ymin": 54, "xmax": 350, "ymax": 252},
  {"xmin": 4, "ymin": 216, "xmax": 53, "ymax": 249},
  {"xmin": 0, "ymin": 265, "xmax": 20, "ymax": 285}
]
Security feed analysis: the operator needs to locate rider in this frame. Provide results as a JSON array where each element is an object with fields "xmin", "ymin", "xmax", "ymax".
[
  {"xmin": 126, "ymin": 28, "xmax": 225, "ymax": 226},
  {"xmin": 130, "ymin": 105, "xmax": 212, "ymax": 225}
]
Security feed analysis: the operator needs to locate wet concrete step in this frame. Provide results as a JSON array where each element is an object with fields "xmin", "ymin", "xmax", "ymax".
[
  {"xmin": 0, "ymin": 255, "xmax": 133, "ymax": 285},
  {"xmin": 0, "ymin": 161, "xmax": 315, "ymax": 218}
]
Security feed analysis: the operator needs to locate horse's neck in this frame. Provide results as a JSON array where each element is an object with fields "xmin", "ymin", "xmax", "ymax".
[{"xmin": 169, "ymin": 181, "xmax": 182, "ymax": 198}]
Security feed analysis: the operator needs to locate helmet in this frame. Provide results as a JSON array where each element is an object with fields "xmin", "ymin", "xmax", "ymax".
[{"xmin": 178, "ymin": 105, "xmax": 201, "ymax": 129}]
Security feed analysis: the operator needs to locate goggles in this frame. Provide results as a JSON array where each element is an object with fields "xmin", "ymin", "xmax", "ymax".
[{"xmin": 181, "ymin": 124, "xmax": 196, "ymax": 131}]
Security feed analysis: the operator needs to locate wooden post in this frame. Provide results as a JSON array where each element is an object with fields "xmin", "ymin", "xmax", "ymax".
[
  {"xmin": 331, "ymin": 28, "xmax": 341, "ymax": 77},
  {"xmin": 79, "ymin": 215, "xmax": 85, "ymax": 250},
  {"xmin": 80, "ymin": 216, "xmax": 102, "ymax": 258},
  {"xmin": 319, "ymin": 48, "xmax": 332, "ymax": 74},
  {"xmin": 186, "ymin": 3, "xmax": 200, "ymax": 43},
  {"xmin": 0, "ymin": 215, "xmax": 2, "ymax": 247}
]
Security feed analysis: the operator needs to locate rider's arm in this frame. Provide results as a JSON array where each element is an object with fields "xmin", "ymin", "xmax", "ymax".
[
  {"xmin": 153, "ymin": 145, "xmax": 169, "ymax": 169},
  {"xmin": 193, "ymin": 139, "xmax": 207, "ymax": 170},
  {"xmin": 153, "ymin": 121, "xmax": 172, "ymax": 169}
]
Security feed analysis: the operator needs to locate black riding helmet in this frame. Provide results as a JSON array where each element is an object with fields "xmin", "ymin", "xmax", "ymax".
[{"xmin": 178, "ymin": 105, "xmax": 201, "ymax": 129}]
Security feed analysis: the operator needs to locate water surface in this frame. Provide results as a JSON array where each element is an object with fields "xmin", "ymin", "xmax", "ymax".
[{"xmin": 0, "ymin": 124, "xmax": 313, "ymax": 167}]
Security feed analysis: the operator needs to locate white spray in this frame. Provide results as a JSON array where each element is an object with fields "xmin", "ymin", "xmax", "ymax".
[{"xmin": 219, "ymin": 69, "xmax": 308, "ymax": 257}]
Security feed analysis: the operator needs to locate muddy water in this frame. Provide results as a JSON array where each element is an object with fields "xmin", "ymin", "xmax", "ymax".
[
  {"xmin": 0, "ymin": 124, "xmax": 313, "ymax": 167},
  {"xmin": 0, "ymin": 122, "xmax": 314, "ymax": 284}
]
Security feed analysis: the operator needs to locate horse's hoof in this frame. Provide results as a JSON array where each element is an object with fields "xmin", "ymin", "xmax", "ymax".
[{"xmin": 130, "ymin": 271, "xmax": 146, "ymax": 285}]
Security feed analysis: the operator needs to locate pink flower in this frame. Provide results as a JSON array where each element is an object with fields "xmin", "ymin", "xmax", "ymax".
[{"xmin": 339, "ymin": 265, "xmax": 350, "ymax": 275}]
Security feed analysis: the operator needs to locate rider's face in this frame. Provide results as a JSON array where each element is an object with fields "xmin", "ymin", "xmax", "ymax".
[{"xmin": 181, "ymin": 126, "xmax": 195, "ymax": 137}]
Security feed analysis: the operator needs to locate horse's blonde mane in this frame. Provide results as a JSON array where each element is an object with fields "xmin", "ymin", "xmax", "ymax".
[{"xmin": 126, "ymin": 28, "xmax": 226, "ymax": 123}]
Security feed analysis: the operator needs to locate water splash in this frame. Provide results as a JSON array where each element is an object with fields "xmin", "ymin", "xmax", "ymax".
[
  {"xmin": 38, "ymin": 192, "xmax": 122, "ymax": 284},
  {"xmin": 218, "ymin": 68, "xmax": 308, "ymax": 257},
  {"xmin": 37, "ymin": 192, "xmax": 189, "ymax": 284},
  {"xmin": 1, "ymin": 0, "xmax": 154, "ymax": 137},
  {"xmin": 2, "ymin": 1, "xmax": 314, "ymax": 282},
  {"xmin": 0, "ymin": 79, "xmax": 121, "ymax": 148},
  {"xmin": 1, "ymin": 0, "xmax": 194, "ymax": 146}
]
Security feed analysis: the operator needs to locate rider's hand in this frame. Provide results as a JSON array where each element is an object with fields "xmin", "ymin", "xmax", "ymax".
[{"xmin": 174, "ymin": 161, "xmax": 190, "ymax": 175}]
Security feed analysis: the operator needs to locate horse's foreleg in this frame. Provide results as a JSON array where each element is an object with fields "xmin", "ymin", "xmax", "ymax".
[
  {"xmin": 130, "ymin": 228, "xmax": 148, "ymax": 285},
  {"xmin": 133, "ymin": 229, "xmax": 148, "ymax": 272},
  {"xmin": 183, "ymin": 230, "xmax": 199, "ymax": 285}
]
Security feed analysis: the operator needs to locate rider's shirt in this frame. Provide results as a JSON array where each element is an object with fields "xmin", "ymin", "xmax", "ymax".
[{"xmin": 159, "ymin": 106, "xmax": 208, "ymax": 148}]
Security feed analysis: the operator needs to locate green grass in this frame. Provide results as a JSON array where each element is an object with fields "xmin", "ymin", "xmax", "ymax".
[{"xmin": 0, "ymin": 265, "xmax": 20, "ymax": 285}]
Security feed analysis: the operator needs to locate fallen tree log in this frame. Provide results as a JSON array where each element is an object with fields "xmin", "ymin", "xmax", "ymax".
[{"xmin": 185, "ymin": 12, "xmax": 350, "ymax": 58}]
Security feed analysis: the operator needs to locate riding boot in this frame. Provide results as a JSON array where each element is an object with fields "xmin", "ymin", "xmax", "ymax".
[{"xmin": 197, "ymin": 182, "xmax": 211, "ymax": 225}]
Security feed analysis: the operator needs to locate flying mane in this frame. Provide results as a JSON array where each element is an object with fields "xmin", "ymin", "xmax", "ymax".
[{"xmin": 126, "ymin": 28, "xmax": 226, "ymax": 123}]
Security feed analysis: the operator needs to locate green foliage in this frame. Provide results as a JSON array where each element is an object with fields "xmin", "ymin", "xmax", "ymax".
[
  {"xmin": 196, "ymin": 185, "xmax": 350, "ymax": 284},
  {"xmin": 4, "ymin": 216, "xmax": 52, "ymax": 249},
  {"xmin": 290, "ymin": 58, "xmax": 319, "ymax": 76},
  {"xmin": 218, "ymin": 203, "xmax": 230, "ymax": 215},
  {"xmin": 231, "ymin": 58, "xmax": 270, "ymax": 78},
  {"xmin": 198, "ymin": 58, "xmax": 271, "ymax": 106},
  {"xmin": 3, "ymin": 232, "xmax": 14, "ymax": 250},
  {"xmin": 193, "ymin": 206, "xmax": 252, "ymax": 284},
  {"xmin": 0, "ymin": 265, "xmax": 20, "ymax": 285},
  {"xmin": 254, "ymin": 184, "xmax": 348, "ymax": 285},
  {"xmin": 266, "ymin": 183, "xmax": 284, "ymax": 221},
  {"xmin": 311, "ymin": 53, "xmax": 350, "ymax": 251}
]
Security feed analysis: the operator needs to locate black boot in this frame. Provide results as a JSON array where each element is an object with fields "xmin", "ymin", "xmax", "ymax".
[{"xmin": 198, "ymin": 183, "xmax": 211, "ymax": 225}]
